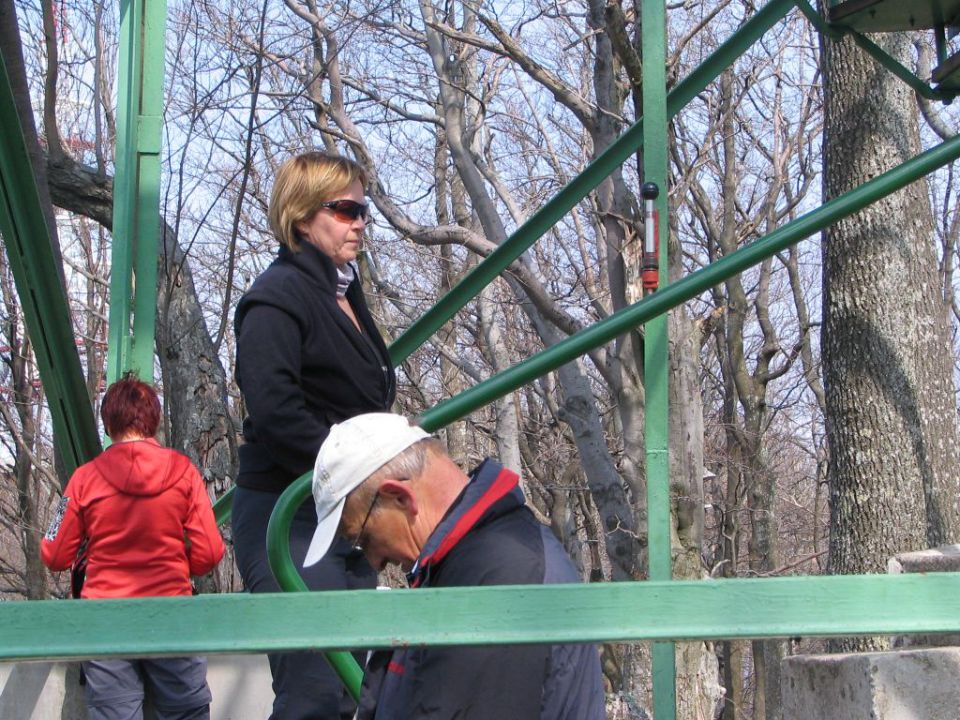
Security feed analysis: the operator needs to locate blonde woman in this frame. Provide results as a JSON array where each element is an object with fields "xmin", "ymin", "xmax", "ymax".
[{"xmin": 232, "ymin": 152, "xmax": 395, "ymax": 719}]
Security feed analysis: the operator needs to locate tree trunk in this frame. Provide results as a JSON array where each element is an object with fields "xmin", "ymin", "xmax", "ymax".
[
  {"xmin": 670, "ymin": 309, "xmax": 722, "ymax": 720},
  {"xmin": 156, "ymin": 223, "xmax": 238, "ymax": 593},
  {"xmin": 41, "ymin": 154, "xmax": 238, "ymax": 592},
  {"xmin": 821, "ymin": 29, "xmax": 960, "ymax": 652}
]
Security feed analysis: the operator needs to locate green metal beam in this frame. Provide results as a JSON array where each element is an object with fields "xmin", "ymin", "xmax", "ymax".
[
  {"xmin": 416, "ymin": 132, "xmax": 960, "ymax": 431},
  {"xmin": 213, "ymin": 487, "xmax": 234, "ymax": 525},
  {"xmin": 0, "ymin": 53, "xmax": 102, "ymax": 479},
  {"xmin": 827, "ymin": 0, "xmax": 960, "ymax": 33},
  {"xmin": 108, "ymin": 0, "xmax": 168, "ymax": 382},
  {"xmin": 796, "ymin": 0, "xmax": 955, "ymax": 102},
  {"xmin": 387, "ymin": 0, "xmax": 798, "ymax": 365},
  {"xmin": 847, "ymin": 29, "xmax": 946, "ymax": 101},
  {"xmin": 642, "ymin": 0, "xmax": 676, "ymax": 715},
  {"xmin": 4, "ymin": 573, "xmax": 960, "ymax": 661}
]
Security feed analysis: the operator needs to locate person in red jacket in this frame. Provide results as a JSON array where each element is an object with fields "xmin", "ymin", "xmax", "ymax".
[{"xmin": 41, "ymin": 374, "xmax": 226, "ymax": 720}]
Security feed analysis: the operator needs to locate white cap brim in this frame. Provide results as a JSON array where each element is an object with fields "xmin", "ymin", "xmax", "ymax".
[
  {"xmin": 303, "ymin": 495, "xmax": 347, "ymax": 567},
  {"xmin": 304, "ymin": 413, "xmax": 430, "ymax": 568}
]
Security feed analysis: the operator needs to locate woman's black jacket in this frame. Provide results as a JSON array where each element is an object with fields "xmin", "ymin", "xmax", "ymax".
[{"xmin": 234, "ymin": 243, "xmax": 396, "ymax": 493}]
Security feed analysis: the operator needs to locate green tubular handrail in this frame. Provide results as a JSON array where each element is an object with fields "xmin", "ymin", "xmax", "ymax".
[
  {"xmin": 263, "ymin": 130, "xmax": 960, "ymax": 696},
  {"xmin": 261, "ymin": 411, "xmax": 451, "ymax": 699},
  {"xmin": 264, "ymin": 492, "xmax": 365, "ymax": 697}
]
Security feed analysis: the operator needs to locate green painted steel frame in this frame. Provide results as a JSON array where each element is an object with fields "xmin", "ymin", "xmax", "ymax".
[
  {"xmin": 641, "ymin": 0, "xmax": 675, "ymax": 716},
  {"xmin": 209, "ymin": 0, "xmax": 802, "ymax": 525},
  {"xmin": 4, "ymin": 574, "xmax": 960, "ymax": 661},
  {"xmin": 386, "ymin": 0, "xmax": 800, "ymax": 366},
  {"xmin": 260, "ymin": 0, "xmax": 960, "ymax": 703},
  {"xmin": 797, "ymin": 0, "xmax": 955, "ymax": 101},
  {"xmin": 827, "ymin": 0, "xmax": 960, "ymax": 34},
  {"xmin": 107, "ymin": 0, "xmax": 168, "ymax": 383},
  {"xmin": 0, "ymin": 54, "xmax": 102, "ymax": 479}
]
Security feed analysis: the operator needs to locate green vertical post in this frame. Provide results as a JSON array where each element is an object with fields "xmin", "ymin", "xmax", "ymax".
[
  {"xmin": 108, "ymin": 0, "xmax": 167, "ymax": 382},
  {"xmin": 108, "ymin": 0, "xmax": 138, "ymax": 381},
  {"xmin": 642, "ymin": 0, "xmax": 675, "ymax": 717}
]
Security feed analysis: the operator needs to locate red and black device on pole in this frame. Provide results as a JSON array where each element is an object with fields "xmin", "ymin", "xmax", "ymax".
[{"xmin": 641, "ymin": 182, "xmax": 660, "ymax": 293}]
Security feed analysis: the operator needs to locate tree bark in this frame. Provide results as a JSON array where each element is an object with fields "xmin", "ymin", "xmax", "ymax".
[{"xmin": 821, "ymin": 30, "xmax": 960, "ymax": 652}]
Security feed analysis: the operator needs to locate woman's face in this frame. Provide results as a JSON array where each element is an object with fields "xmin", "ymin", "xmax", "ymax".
[{"xmin": 296, "ymin": 179, "xmax": 367, "ymax": 266}]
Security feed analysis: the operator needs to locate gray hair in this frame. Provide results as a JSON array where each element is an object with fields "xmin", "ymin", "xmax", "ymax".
[{"xmin": 351, "ymin": 437, "xmax": 445, "ymax": 507}]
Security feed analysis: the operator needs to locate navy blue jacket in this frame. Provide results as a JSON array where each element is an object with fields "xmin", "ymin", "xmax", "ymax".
[
  {"xmin": 234, "ymin": 243, "xmax": 396, "ymax": 492},
  {"xmin": 358, "ymin": 460, "xmax": 606, "ymax": 720}
]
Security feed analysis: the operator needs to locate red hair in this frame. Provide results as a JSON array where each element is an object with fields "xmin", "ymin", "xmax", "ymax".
[{"xmin": 100, "ymin": 374, "xmax": 161, "ymax": 440}]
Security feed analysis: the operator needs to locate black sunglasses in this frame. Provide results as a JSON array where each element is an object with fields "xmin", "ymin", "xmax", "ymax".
[
  {"xmin": 350, "ymin": 492, "xmax": 380, "ymax": 553},
  {"xmin": 319, "ymin": 199, "xmax": 370, "ymax": 222}
]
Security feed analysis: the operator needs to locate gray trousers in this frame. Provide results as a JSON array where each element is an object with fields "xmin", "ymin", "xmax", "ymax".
[{"xmin": 83, "ymin": 656, "xmax": 211, "ymax": 720}]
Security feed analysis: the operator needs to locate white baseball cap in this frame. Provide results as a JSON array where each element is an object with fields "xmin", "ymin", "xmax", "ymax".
[{"xmin": 303, "ymin": 413, "xmax": 429, "ymax": 567}]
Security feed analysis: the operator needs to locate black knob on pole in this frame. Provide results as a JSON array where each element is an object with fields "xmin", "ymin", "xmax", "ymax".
[{"xmin": 641, "ymin": 182, "xmax": 659, "ymax": 200}]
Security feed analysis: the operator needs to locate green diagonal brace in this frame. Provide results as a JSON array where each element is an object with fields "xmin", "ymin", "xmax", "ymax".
[
  {"xmin": 261, "ymin": 53, "xmax": 960, "ymax": 710},
  {"xmin": 387, "ymin": 0, "xmax": 799, "ymax": 365},
  {"xmin": 265, "ymin": 130, "xmax": 960, "ymax": 602},
  {"xmin": 795, "ymin": 0, "xmax": 953, "ymax": 103},
  {"xmin": 0, "ymin": 53, "xmax": 101, "ymax": 480}
]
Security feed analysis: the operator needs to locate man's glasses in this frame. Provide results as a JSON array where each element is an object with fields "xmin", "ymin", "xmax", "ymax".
[
  {"xmin": 319, "ymin": 199, "xmax": 369, "ymax": 222},
  {"xmin": 349, "ymin": 491, "xmax": 380, "ymax": 552}
]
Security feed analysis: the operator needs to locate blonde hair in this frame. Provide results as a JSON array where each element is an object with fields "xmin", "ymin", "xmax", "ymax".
[{"xmin": 268, "ymin": 152, "xmax": 368, "ymax": 251}]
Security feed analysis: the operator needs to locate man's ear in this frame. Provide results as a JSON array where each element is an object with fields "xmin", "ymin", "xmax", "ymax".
[{"xmin": 378, "ymin": 480, "xmax": 418, "ymax": 517}]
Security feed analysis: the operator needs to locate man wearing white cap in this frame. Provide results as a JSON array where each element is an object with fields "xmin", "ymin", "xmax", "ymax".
[{"xmin": 305, "ymin": 412, "xmax": 605, "ymax": 720}]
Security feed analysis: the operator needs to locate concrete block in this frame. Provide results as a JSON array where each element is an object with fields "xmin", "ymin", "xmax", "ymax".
[
  {"xmin": 887, "ymin": 545, "xmax": 960, "ymax": 575},
  {"xmin": 0, "ymin": 662, "xmax": 83, "ymax": 719},
  {"xmin": 782, "ymin": 646, "xmax": 960, "ymax": 720},
  {"xmin": 0, "ymin": 654, "xmax": 274, "ymax": 719},
  {"xmin": 206, "ymin": 654, "xmax": 274, "ymax": 719},
  {"xmin": 888, "ymin": 545, "xmax": 960, "ymax": 648}
]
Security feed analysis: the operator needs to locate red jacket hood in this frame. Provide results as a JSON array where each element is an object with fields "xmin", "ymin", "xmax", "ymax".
[{"xmin": 91, "ymin": 438, "xmax": 189, "ymax": 497}]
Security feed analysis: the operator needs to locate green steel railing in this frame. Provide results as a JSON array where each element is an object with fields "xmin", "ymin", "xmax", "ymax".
[
  {"xmin": 4, "ymin": 573, "xmax": 960, "ymax": 661},
  {"xmin": 264, "ymin": 495, "xmax": 363, "ymax": 696},
  {"xmin": 0, "ymin": 53, "xmax": 102, "ymax": 480}
]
